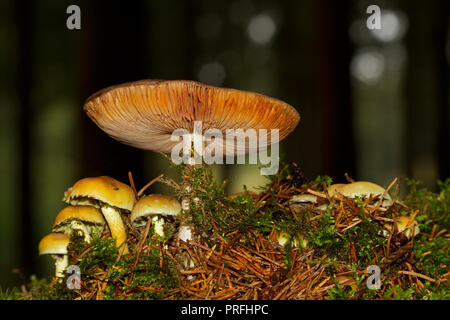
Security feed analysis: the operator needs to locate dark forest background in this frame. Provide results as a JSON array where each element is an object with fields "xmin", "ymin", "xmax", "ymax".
[{"xmin": 0, "ymin": 0, "xmax": 448, "ymax": 287}]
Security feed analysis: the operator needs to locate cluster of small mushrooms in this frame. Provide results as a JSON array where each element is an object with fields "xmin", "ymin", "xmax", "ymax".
[
  {"xmin": 38, "ymin": 175, "xmax": 189, "ymax": 278},
  {"xmin": 279, "ymin": 181, "xmax": 420, "ymax": 248}
]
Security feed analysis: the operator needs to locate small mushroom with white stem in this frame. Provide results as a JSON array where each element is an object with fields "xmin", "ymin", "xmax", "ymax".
[
  {"xmin": 52, "ymin": 205, "xmax": 106, "ymax": 243},
  {"xmin": 63, "ymin": 176, "xmax": 135, "ymax": 254},
  {"xmin": 38, "ymin": 233, "xmax": 71, "ymax": 279},
  {"xmin": 177, "ymin": 224, "xmax": 196, "ymax": 269},
  {"xmin": 130, "ymin": 194, "xmax": 181, "ymax": 240}
]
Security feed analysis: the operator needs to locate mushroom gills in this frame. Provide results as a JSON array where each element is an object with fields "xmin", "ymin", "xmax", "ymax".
[
  {"xmin": 68, "ymin": 197, "xmax": 101, "ymax": 209},
  {"xmin": 53, "ymin": 220, "xmax": 104, "ymax": 243}
]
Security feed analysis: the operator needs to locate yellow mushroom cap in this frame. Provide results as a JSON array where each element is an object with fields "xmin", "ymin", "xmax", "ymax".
[
  {"xmin": 38, "ymin": 233, "xmax": 70, "ymax": 255},
  {"xmin": 52, "ymin": 205, "xmax": 106, "ymax": 229},
  {"xmin": 63, "ymin": 176, "xmax": 135, "ymax": 211},
  {"xmin": 396, "ymin": 216, "xmax": 420, "ymax": 238},
  {"xmin": 335, "ymin": 275, "xmax": 357, "ymax": 291},
  {"xmin": 131, "ymin": 194, "xmax": 182, "ymax": 227}
]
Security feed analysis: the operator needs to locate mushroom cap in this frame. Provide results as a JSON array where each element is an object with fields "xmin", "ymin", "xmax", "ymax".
[
  {"xmin": 38, "ymin": 233, "xmax": 70, "ymax": 255},
  {"xmin": 335, "ymin": 276, "xmax": 357, "ymax": 291},
  {"xmin": 130, "ymin": 194, "xmax": 181, "ymax": 227},
  {"xmin": 53, "ymin": 205, "xmax": 106, "ymax": 229},
  {"xmin": 396, "ymin": 216, "xmax": 420, "ymax": 237},
  {"xmin": 336, "ymin": 181, "xmax": 391, "ymax": 200},
  {"xmin": 63, "ymin": 176, "xmax": 135, "ymax": 211},
  {"xmin": 327, "ymin": 184, "xmax": 347, "ymax": 198},
  {"xmin": 290, "ymin": 194, "xmax": 318, "ymax": 204},
  {"xmin": 83, "ymin": 80, "xmax": 300, "ymax": 155}
]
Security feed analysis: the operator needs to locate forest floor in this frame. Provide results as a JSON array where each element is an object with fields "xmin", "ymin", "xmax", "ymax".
[{"xmin": 2, "ymin": 160, "xmax": 449, "ymax": 300}]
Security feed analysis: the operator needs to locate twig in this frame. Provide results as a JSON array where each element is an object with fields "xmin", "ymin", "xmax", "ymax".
[
  {"xmin": 128, "ymin": 171, "xmax": 139, "ymax": 201},
  {"xmin": 138, "ymin": 174, "xmax": 164, "ymax": 196}
]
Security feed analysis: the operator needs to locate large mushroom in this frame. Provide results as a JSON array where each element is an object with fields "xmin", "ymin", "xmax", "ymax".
[
  {"xmin": 38, "ymin": 233, "xmax": 71, "ymax": 278},
  {"xmin": 52, "ymin": 205, "xmax": 106, "ymax": 243},
  {"xmin": 83, "ymin": 80, "xmax": 300, "ymax": 159},
  {"xmin": 63, "ymin": 176, "xmax": 135, "ymax": 254}
]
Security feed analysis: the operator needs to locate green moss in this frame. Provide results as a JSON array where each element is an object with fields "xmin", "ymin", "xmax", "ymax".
[
  {"xmin": 327, "ymin": 277, "xmax": 354, "ymax": 300},
  {"xmin": 308, "ymin": 210, "xmax": 341, "ymax": 254},
  {"xmin": 382, "ymin": 285, "xmax": 417, "ymax": 300},
  {"xmin": 74, "ymin": 234, "xmax": 119, "ymax": 275},
  {"xmin": 0, "ymin": 286, "xmax": 23, "ymax": 300},
  {"xmin": 405, "ymin": 178, "xmax": 450, "ymax": 231},
  {"xmin": 413, "ymin": 237, "xmax": 449, "ymax": 279},
  {"xmin": 173, "ymin": 163, "xmax": 277, "ymax": 240}
]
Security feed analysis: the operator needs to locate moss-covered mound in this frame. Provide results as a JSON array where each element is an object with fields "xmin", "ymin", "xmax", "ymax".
[{"xmin": 2, "ymin": 161, "xmax": 449, "ymax": 300}]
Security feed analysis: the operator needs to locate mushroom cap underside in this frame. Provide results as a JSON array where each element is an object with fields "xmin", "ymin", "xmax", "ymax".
[
  {"xmin": 52, "ymin": 205, "xmax": 106, "ymax": 228},
  {"xmin": 84, "ymin": 80, "xmax": 300, "ymax": 155}
]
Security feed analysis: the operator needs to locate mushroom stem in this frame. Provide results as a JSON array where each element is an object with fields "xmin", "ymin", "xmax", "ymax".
[
  {"xmin": 186, "ymin": 126, "xmax": 204, "ymax": 165},
  {"xmin": 152, "ymin": 216, "xmax": 165, "ymax": 238},
  {"xmin": 177, "ymin": 225, "xmax": 195, "ymax": 268},
  {"xmin": 52, "ymin": 254, "xmax": 69, "ymax": 278},
  {"xmin": 100, "ymin": 205, "xmax": 129, "ymax": 254}
]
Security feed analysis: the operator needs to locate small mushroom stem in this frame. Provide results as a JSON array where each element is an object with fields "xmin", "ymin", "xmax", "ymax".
[
  {"xmin": 181, "ymin": 185, "xmax": 194, "ymax": 212},
  {"xmin": 52, "ymin": 254, "xmax": 69, "ymax": 278},
  {"xmin": 100, "ymin": 205, "xmax": 129, "ymax": 254},
  {"xmin": 178, "ymin": 225, "xmax": 195, "ymax": 268},
  {"xmin": 152, "ymin": 216, "xmax": 165, "ymax": 238}
]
